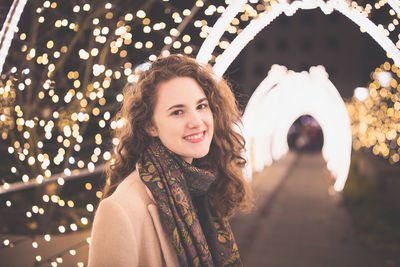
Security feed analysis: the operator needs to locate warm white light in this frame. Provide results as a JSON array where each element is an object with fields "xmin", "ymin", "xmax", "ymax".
[
  {"xmin": 88, "ymin": 162, "xmax": 95, "ymax": 172},
  {"xmin": 354, "ymin": 87, "xmax": 369, "ymax": 101},
  {"xmin": 57, "ymin": 177, "xmax": 64, "ymax": 185},
  {"xmin": 103, "ymin": 151, "xmax": 111, "ymax": 160},
  {"xmin": 58, "ymin": 225, "xmax": 66, "ymax": 233},
  {"xmin": 387, "ymin": 0, "xmax": 400, "ymax": 16},
  {"xmin": 44, "ymin": 234, "xmax": 51, "ymax": 242},
  {"xmin": 86, "ymin": 204, "xmax": 94, "ymax": 212},
  {"xmin": 196, "ymin": 0, "xmax": 246, "ymax": 65},
  {"xmin": 0, "ymin": 0, "xmax": 28, "ymax": 74},
  {"xmin": 375, "ymin": 71, "xmax": 392, "ymax": 87},
  {"xmin": 32, "ymin": 205, "xmax": 39, "ymax": 213},
  {"xmin": 198, "ymin": 0, "xmax": 400, "ymax": 73},
  {"xmin": 241, "ymin": 65, "xmax": 352, "ymax": 191},
  {"xmin": 3, "ymin": 183, "xmax": 10, "ymax": 190},
  {"xmin": 70, "ymin": 223, "xmax": 78, "ymax": 231},
  {"xmin": 36, "ymin": 175, "xmax": 44, "ymax": 184},
  {"xmin": 22, "ymin": 174, "xmax": 29, "ymax": 182}
]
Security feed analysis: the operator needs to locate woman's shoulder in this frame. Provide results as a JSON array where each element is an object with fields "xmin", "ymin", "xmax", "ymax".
[{"xmin": 101, "ymin": 170, "xmax": 156, "ymax": 213}]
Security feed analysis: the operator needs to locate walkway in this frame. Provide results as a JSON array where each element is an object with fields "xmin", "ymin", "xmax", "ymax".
[{"xmin": 231, "ymin": 152, "xmax": 383, "ymax": 267}]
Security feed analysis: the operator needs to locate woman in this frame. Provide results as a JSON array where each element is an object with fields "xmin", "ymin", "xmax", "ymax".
[{"xmin": 88, "ymin": 54, "xmax": 252, "ymax": 266}]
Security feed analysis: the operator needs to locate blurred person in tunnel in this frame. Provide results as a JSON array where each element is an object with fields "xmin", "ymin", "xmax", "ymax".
[{"xmin": 88, "ymin": 54, "xmax": 252, "ymax": 267}]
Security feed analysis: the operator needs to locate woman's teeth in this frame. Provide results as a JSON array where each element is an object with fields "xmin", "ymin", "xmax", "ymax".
[{"xmin": 185, "ymin": 132, "xmax": 203, "ymax": 140}]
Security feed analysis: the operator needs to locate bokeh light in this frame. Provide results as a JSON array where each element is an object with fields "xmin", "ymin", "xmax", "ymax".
[{"xmin": 0, "ymin": 0, "xmax": 399, "ymax": 264}]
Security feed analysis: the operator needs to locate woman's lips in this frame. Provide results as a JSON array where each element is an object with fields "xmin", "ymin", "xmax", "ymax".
[{"xmin": 184, "ymin": 131, "xmax": 206, "ymax": 143}]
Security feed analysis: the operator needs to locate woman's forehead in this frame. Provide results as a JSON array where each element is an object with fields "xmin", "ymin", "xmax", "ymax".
[{"xmin": 155, "ymin": 77, "xmax": 207, "ymax": 108}]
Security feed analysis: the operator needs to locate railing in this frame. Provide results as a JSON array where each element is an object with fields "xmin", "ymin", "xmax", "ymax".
[{"xmin": 0, "ymin": 164, "xmax": 105, "ymax": 195}]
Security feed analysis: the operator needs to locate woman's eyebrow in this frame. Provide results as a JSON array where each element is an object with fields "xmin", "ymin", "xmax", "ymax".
[
  {"xmin": 197, "ymin": 97, "xmax": 208, "ymax": 104},
  {"xmin": 167, "ymin": 97, "xmax": 208, "ymax": 111},
  {"xmin": 167, "ymin": 104, "xmax": 184, "ymax": 111}
]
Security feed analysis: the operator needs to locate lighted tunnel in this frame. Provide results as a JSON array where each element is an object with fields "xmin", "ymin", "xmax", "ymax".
[{"xmin": 241, "ymin": 65, "xmax": 352, "ymax": 191}]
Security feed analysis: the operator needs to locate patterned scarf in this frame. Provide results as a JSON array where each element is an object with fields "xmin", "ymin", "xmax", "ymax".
[{"xmin": 137, "ymin": 138, "xmax": 242, "ymax": 267}]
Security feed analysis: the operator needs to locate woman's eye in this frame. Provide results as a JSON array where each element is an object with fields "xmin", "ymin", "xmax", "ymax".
[
  {"xmin": 171, "ymin": 110, "xmax": 183, "ymax": 116},
  {"xmin": 198, "ymin": 103, "xmax": 208, "ymax": 109}
]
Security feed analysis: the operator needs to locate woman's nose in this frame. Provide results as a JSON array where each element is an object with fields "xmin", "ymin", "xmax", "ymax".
[{"xmin": 186, "ymin": 110, "xmax": 202, "ymax": 128}]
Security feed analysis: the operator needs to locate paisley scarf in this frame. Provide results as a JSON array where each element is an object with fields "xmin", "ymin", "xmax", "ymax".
[{"xmin": 137, "ymin": 138, "xmax": 242, "ymax": 266}]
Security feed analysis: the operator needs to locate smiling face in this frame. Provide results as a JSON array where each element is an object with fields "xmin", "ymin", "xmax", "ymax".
[{"xmin": 148, "ymin": 76, "xmax": 214, "ymax": 163}]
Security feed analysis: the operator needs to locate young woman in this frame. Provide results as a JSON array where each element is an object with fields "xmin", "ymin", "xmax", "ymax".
[{"xmin": 88, "ymin": 54, "xmax": 252, "ymax": 267}]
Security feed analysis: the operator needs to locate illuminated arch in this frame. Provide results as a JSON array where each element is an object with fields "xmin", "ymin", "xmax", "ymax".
[
  {"xmin": 242, "ymin": 65, "xmax": 352, "ymax": 191},
  {"xmin": 0, "ymin": 0, "xmax": 27, "ymax": 74},
  {"xmin": 196, "ymin": 0, "xmax": 400, "ymax": 75}
]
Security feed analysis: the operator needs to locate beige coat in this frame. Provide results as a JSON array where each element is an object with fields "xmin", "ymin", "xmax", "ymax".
[{"xmin": 88, "ymin": 170, "xmax": 180, "ymax": 267}]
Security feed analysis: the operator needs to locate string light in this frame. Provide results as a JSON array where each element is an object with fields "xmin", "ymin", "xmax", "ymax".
[
  {"xmin": 242, "ymin": 65, "xmax": 352, "ymax": 191},
  {"xmin": 198, "ymin": 0, "xmax": 400, "ymax": 76},
  {"xmin": 347, "ymin": 62, "xmax": 400, "ymax": 164},
  {"xmin": 1, "ymin": 0, "xmax": 399, "ymax": 265},
  {"xmin": 0, "ymin": 0, "xmax": 28, "ymax": 74}
]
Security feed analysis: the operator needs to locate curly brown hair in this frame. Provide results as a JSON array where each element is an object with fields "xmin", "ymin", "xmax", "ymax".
[{"xmin": 104, "ymin": 54, "xmax": 252, "ymax": 217}]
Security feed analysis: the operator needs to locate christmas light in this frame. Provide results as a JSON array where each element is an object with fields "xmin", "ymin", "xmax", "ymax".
[
  {"xmin": 198, "ymin": 0, "xmax": 400, "ymax": 76},
  {"xmin": 347, "ymin": 62, "xmax": 400, "ymax": 164},
  {"xmin": 1, "ymin": 0, "xmax": 399, "ymax": 265},
  {"xmin": 242, "ymin": 65, "xmax": 352, "ymax": 191},
  {"xmin": 0, "ymin": 0, "xmax": 28, "ymax": 74}
]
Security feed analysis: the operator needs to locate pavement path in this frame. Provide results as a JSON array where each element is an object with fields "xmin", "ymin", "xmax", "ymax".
[{"xmin": 231, "ymin": 152, "xmax": 384, "ymax": 267}]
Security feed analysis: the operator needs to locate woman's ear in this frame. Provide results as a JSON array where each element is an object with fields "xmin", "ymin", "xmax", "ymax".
[{"xmin": 146, "ymin": 125, "xmax": 158, "ymax": 137}]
